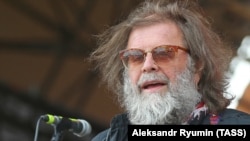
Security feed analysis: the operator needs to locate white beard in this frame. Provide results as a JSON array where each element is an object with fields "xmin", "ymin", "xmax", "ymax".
[{"xmin": 122, "ymin": 68, "xmax": 201, "ymax": 125}]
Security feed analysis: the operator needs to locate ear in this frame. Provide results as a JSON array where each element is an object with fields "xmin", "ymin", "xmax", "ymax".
[
  {"xmin": 194, "ymin": 71, "xmax": 201, "ymax": 86},
  {"xmin": 194, "ymin": 61, "xmax": 204, "ymax": 85}
]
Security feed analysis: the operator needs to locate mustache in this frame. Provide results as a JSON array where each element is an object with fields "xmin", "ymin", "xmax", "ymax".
[{"xmin": 137, "ymin": 73, "xmax": 170, "ymax": 86}]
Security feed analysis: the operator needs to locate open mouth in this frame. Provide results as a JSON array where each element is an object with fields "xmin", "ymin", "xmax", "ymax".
[{"xmin": 141, "ymin": 81, "xmax": 167, "ymax": 90}]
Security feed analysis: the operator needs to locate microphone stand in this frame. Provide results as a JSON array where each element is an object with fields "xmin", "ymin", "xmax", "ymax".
[
  {"xmin": 50, "ymin": 120, "xmax": 65, "ymax": 141},
  {"xmin": 50, "ymin": 122, "xmax": 64, "ymax": 141},
  {"xmin": 50, "ymin": 117, "xmax": 71, "ymax": 141}
]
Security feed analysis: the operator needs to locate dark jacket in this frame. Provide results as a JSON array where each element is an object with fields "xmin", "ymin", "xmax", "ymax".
[{"xmin": 91, "ymin": 108, "xmax": 250, "ymax": 141}]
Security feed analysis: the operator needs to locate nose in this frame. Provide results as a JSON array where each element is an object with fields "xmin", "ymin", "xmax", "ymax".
[{"xmin": 141, "ymin": 53, "xmax": 159, "ymax": 72}]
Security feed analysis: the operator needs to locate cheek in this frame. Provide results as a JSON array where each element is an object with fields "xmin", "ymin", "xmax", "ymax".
[
  {"xmin": 128, "ymin": 70, "xmax": 140, "ymax": 85},
  {"xmin": 162, "ymin": 70, "xmax": 177, "ymax": 82},
  {"xmin": 160, "ymin": 63, "xmax": 187, "ymax": 83}
]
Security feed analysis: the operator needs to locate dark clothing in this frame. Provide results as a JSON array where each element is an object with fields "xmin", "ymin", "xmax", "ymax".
[
  {"xmin": 92, "ymin": 113, "xmax": 129, "ymax": 141},
  {"xmin": 91, "ymin": 108, "xmax": 250, "ymax": 141}
]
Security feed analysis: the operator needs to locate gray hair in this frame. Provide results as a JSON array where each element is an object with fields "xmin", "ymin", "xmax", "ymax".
[{"xmin": 89, "ymin": 0, "xmax": 233, "ymax": 114}]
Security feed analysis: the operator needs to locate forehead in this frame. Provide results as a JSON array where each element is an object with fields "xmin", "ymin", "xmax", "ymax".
[{"xmin": 127, "ymin": 21, "xmax": 184, "ymax": 50}]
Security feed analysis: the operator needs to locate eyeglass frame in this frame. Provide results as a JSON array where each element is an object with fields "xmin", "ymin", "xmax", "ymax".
[{"xmin": 119, "ymin": 45, "xmax": 190, "ymax": 69}]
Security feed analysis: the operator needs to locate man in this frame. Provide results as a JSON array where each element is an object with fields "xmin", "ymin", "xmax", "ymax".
[{"xmin": 88, "ymin": 0, "xmax": 250, "ymax": 140}]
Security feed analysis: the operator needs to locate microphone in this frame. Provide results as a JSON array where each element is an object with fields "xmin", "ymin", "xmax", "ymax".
[{"xmin": 41, "ymin": 114, "xmax": 92, "ymax": 137}]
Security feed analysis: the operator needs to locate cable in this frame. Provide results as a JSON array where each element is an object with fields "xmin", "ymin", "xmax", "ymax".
[{"xmin": 33, "ymin": 116, "xmax": 43, "ymax": 141}]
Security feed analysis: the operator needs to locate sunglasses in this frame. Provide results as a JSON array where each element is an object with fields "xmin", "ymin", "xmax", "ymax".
[{"xmin": 119, "ymin": 45, "xmax": 189, "ymax": 68}]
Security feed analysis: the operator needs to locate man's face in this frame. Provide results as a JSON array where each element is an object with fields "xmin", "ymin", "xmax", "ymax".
[
  {"xmin": 122, "ymin": 21, "xmax": 201, "ymax": 124},
  {"xmin": 126, "ymin": 21, "xmax": 197, "ymax": 94}
]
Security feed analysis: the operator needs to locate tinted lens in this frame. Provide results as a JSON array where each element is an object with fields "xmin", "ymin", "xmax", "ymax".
[
  {"xmin": 121, "ymin": 49, "xmax": 144, "ymax": 67},
  {"xmin": 152, "ymin": 46, "xmax": 175, "ymax": 63}
]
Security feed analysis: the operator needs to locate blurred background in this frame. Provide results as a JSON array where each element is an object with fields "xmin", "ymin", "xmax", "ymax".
[{"xmin": 0, "ymin": 0, "xmax": 249, "ymax": 141}]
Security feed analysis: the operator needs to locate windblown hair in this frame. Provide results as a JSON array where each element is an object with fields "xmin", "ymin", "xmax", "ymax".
[{"xmin": 88, "ymin": 0, "xmax": 233, "ymax": 114}]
